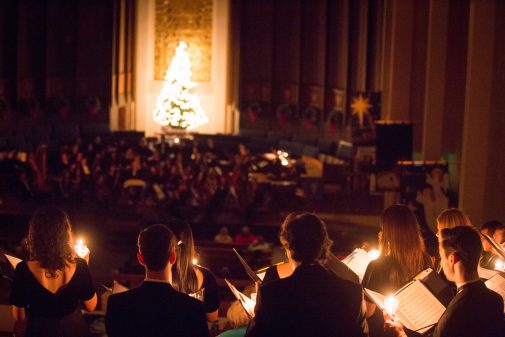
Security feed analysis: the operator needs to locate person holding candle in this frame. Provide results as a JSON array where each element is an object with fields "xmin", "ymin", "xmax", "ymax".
[
  {"xmin": 10, "ymin": 206, "xmax": 97, "ymax": 337},
  {"xmin": 362, "ymin": 204, "xmax": 433, "ymax": 337},
  {"xmin": 245, "ymin": 212, "xmax": 369, "ymax": 337},
  {"xmin": 384, "ymin": 226, "xmax": 504, "ymax": 337}
]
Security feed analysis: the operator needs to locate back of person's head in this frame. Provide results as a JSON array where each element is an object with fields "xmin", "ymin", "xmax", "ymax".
[
  {"xmin": 28, "ymin": 206, "xmax": 74, "ymax": 277},
  {"xmin": 226, "ymin": 300, "xmax": 250, "ymax": 328},
  {"xmin": 437, "ymin": 208, "xmax": 473, "ymax": 232},
  {"xmin": 279, "ymin": 212, "xmax": 332, "ymax": 264},
  {"xmin": 439, "ymin": 225, "xmax": 482, "ymax": 272},
  {"xmin": 481, "ymin": 220, "xmax": 503, "ymax": 236},
  {"xmin": 165, "ymin": 222, "xmax": 198, "ymax": 294},
  {"xmin": 380, "ymin": 204, "xmax": 430, "ymax": 283},
  {"xmin": 137, "ymin": 224, "xmax": 175, "ymax": 271}
]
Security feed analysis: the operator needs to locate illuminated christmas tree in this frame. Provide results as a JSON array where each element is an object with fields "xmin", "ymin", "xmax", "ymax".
[{"xmin": 152, "ymin": 41, "xmax": 209, "ymax": 130}]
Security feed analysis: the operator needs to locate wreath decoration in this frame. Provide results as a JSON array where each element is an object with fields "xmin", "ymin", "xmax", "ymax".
[
  {"xmin": 327, "ymin": 108, "xmax": 344, "ymax": 132},
  {"xmin": 302, "ymin": 106, "xmax": 319, "ymax": 129},
  {"xmin": 276, "ymin": 103, "xmax": 295, "ymax": 126},
  {"xmin": 246, "ymin": 101, "xmax": 262, "ymax": 123},
  {"xmin": 86, "ymin": 96, "xmax": 101, "ymax": 115}
]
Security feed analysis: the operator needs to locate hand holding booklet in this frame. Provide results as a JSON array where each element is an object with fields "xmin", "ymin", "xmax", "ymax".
[{"xmin": 365, "ymin": 280, "xmax": 446, "ymax": 334}]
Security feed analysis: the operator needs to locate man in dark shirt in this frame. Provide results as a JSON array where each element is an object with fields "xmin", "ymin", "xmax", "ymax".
[
  {"xmin": 105, "ymin": 224, "xmax": 209, "ymax": 337},
  {"xmin": 385, "ymin": 226, "xmax": 504, "ymax": 337},
  {"xmin": 245, "ymin": 213, "xmax": 369, "ymax": 337}
]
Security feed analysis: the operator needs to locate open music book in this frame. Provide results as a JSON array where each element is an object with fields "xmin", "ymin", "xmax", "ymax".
[
  {"xmin": 225, "ymin": 279, "xmax": 256, "ymax": 318},
  {"xmin": 485, "ymin": 273, "xmax": 505, "ymax": 313},
  {"xmin": 341, "ymin": 248, "xmax": 374, "ymax": 282},
  {"xmin": 365, "ymin": 280, "xmax": 446, "ymax": 334},
  {"xmin": 479, "ymin": 265, "xmax": 499, "ymax": 280}
]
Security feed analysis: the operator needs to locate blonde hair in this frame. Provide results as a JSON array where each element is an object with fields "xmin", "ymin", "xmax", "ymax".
[
  {"xmin": 226, "ymin": 300, "xmax": 249, "ymax": 328},
  {"xmin": 436, "ymin": 208, "xmax": 473, "ymax": 232}
]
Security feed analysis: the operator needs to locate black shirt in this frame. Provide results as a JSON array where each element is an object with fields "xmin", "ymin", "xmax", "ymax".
[{"xmin": 10, "ymin": 258, "xmax": 95, "ymax": 318}]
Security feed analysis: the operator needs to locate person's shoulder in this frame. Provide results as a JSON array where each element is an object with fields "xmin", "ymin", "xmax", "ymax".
[{"xmin": 172, "ymin": 289, "xmax": 206, "ymax": 312}]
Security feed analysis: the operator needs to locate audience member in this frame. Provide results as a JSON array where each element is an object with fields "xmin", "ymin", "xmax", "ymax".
[
  {"xmin": 217, "ymin": 300, "xmax": 249, "ymax": 337},
  {"xmin": 362, "ymin": 204, "xmax": 432, "ymax": 337},
  {"xmin": 245, "ymin": 213, "xmax": 369, "ymax": 337},
  {"xmin": 105, "ymin": 224, "xmax": 209, "ymax": 337},
  {"xmin": 234, "ymin": 226, "xmax": 256, "ymax": 245},
  {"xmin": 214, "ymin": 226, "xmax": 233, "ymax": 244},
  {"xmin": 10, "ymin": 207, "xmax": 97, "ymax": 337},
  {"xmin": 384, "ymin": 226, "xmax": 504, "ymax": 337},
  {"xmin": 168, "ymin": 222, "xmax": 220, "ymax": 322}
]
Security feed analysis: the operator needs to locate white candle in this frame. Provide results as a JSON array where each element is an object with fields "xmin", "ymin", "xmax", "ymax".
[
  {"xmin": 74, "ymin": 238, "xmax": 89, "ymax": 258},
  {"xmin": 384, "ymin": 295, "xmax": 399, "ymax": 316},
  {"xmin": 368, "ymin": 249, "xmax": 381, "ymax": 260}
]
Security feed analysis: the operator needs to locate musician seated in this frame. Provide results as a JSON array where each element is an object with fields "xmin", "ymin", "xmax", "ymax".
[
  {"xmin": 245, "ymin": 213, "xmax": 368, "ymax": 337},
  {"xmin": 385, "ymin": 226, "xmax": 504, "ymax": 337}
]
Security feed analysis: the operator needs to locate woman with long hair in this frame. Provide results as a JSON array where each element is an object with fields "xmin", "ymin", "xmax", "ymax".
[
  {"xmin": 362, "ymin": 204, "xmax": 432, "ymax": 337},
  {"xmin": 10, "ymin": 206, "xmax": 97, "ymax": 337},
  {"xmin": 168, "ymin": 222, "xmax": 219, "ymax": 322}
]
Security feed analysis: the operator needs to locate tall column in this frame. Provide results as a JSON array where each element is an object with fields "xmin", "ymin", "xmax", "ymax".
[
  {"xmin": 381, "ymin": 0, "xmax": 414, "ymax": 120},
  {"xmin": 421, "ymin": 0, "xmax": 449, "ymax": 160},
  {"xmin": 459, "ymin": 0, "xmax": 496, "ymax": 226}
]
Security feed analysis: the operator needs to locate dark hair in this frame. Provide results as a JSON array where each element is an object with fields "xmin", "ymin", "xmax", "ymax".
[
  {"xmin": 28, "ymin": 207, "xmax": 74, "ymax": 278},
  {"xmin": 380, "ymin": 204, "xmax": 432, "ymax": 286},
  {"xmin": 279, "ymin": 212, "xmax": 332, "ymax": 264},
  {"xmin": 481, "ymin": 220, "xmax": 503, "ymax": 236},
  {"xmin": 440, "ymin": 226, "xmax": 482, "ymax": 271},
  {"xmin": 166, "ymin": 222, "xmax": 198, "ymax": 294},
  {"xmin": 138, "ymin": 224, "xmax": 175, "ymax": 271}
]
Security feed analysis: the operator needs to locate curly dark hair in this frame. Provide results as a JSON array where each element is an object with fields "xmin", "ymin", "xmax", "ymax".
[
  {"xmin": 28, "ymin": 207, "xmax": 74, "ymax": 278},
  {"xmin": 279, "ymin": 212, "xmax": 333, "ymax": 264}
]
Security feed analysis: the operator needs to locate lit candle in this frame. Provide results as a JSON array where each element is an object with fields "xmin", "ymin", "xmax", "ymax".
[
  {"xmin": 368, "ymin": 249, "xmax": 381, "ymax": 260},
  {"xmin": 74, "ymin": 238, "xmax": 90, "ymax": 259},
  {"xmin": 192, "ymin": 258, "xmax": 198, "ymax": 265},
  {"xmin": 495, "ymin": 260, "xmax": 504, "ymax": 271},
  {"xmin": 384, "ymin": 295, "xmax": 399, "ymax": 316}
]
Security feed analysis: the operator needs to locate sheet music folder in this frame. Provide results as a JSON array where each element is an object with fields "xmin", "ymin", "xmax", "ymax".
[
  {"xmin": 341, "ymin": 248, "xmax": 373, "ymax": 282},
  {"xmin": 233, "ymin": 248, "xmax": 261, "ymax": 282},
  {"xmin": 485, "ymin": 273, "xmax": 505, "ymax": 313},
  {"xmin": 224, "ymin": 279, "xmax": 256, "ymax": 318},
  {"xmin": 365, "ymin": 279, "xmax": 446, "ymax": 334}
]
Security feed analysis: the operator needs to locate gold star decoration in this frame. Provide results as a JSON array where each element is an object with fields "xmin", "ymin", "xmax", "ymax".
[{"xmin": 350, "ymin": 94, "xmax": 373, "ymax": 128}]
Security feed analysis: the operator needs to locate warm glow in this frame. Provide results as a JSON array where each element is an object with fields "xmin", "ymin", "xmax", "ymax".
[
  {"xmin": 368, "ymin": 249, "xmax": 381, "ymax": 260},
  {"xmin": 192, "ymin": 258, "xmax": 198, "ymax": 265},
  {"xmin": 152, "ymin": 41, "xmax": 209, "ymax": 130},
  {"xmin": 384, "ymin": 295, "xmax": 399, "ymax": 316},
  {"xmin": 74, "ymin": 238, "xmax": 89, "ymax": 258},
  {"xmin": 495, "ymin": 260, "xmax": 504, "ymax": 271},
  {"xmin": 350, "ymin": 94, "xmax": 372, "ymax": 128}
]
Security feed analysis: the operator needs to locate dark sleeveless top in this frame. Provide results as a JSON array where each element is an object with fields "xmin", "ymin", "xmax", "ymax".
[{"xmin": 10, "ymin": 258, "xmax": 95, "ymax": 337}]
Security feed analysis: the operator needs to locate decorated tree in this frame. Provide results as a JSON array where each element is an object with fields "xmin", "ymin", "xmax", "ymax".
[{"xmin": 152, "ymin": 41, "xmax": 208, "ymax": 130}]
